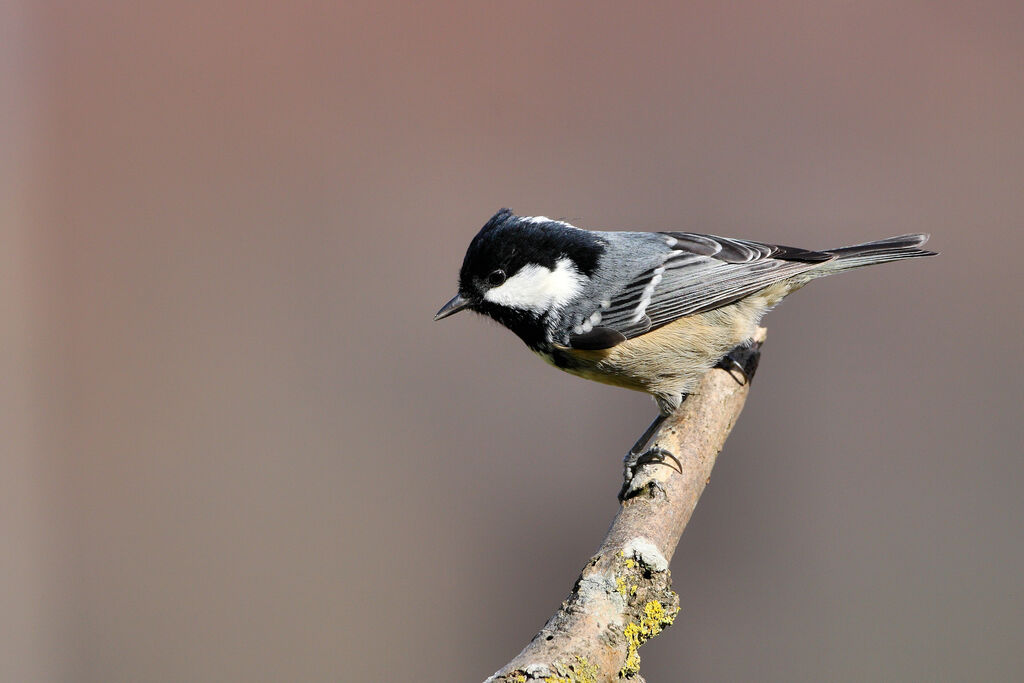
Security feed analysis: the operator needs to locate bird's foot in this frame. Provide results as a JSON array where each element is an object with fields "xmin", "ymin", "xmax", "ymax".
[
  {"xmin": 715, "ymin": 339, "xmax": 763, "ymax": 386},
  {"xmin": 619, "ymin": 446, "xmax": 682, "ymax": 501}
]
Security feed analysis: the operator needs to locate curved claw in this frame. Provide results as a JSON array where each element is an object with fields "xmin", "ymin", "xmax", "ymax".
[
  {"xmin": 716, "ymin": 340, "xmax": 763, "ymax": 386},
  {"xmin": 620, "ymin": 445, "xmax": 683, "ymax": 500},
  {"xmin": 631, "ymin": 446, "xmax": 682, "ymax": 474},
  {"xmin": 720, "ymin": 356, "xmax": 749, "ymax": 385}
]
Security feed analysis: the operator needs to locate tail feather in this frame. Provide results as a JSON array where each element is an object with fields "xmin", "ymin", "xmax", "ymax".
[{"xmin": 824, "ymin": 233, "xmax": 936, "ymax": 270}]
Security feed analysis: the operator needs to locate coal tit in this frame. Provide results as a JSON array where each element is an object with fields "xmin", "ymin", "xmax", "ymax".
[{"xmin": 436, "ymin": 209, "xmax": 935, "ymax": 474}]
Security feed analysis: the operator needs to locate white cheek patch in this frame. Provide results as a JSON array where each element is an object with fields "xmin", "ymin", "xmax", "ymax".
[{"xmin": 483, "ymin": 257, "xmax": 584, "ymax": 313}]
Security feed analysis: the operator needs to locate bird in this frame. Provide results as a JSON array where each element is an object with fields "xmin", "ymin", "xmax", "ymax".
[{"xmin": 435, "ymin": 209, "xmax": 935, "ymax": 490}]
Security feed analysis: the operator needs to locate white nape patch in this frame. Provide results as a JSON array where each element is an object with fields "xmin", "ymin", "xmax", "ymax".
[
  {"xmin": 483, "ymin": 257, "xmax": 584, "ymax": 314},
  {"xmin": 630, "ymin": 265, "xmax": 665, "ymax": 323},
  {"xmin": 521, "ymin": 214, "xmax": 576, "ymax": 228},
  {"xmin": 623, "ymin": 537, "xmax": 668, "ymax": 573}
]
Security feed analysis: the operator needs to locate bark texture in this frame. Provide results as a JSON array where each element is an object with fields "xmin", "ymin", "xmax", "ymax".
[{"xmin": 485, "ymin": 328, "xmax": 766, "ymax": 683}]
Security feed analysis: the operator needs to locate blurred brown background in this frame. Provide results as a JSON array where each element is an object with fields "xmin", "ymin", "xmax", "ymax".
[{"xmin": 4, "ymin": 1, "xmax": 1023, "ymax": 681}]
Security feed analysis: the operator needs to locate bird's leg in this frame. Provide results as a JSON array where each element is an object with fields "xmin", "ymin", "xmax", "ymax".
[
  {"xmin": 620, "ymin": 338, "xmax": 764, "ymax": 500},
  {"xmin": 620, "ymin": 408, "xmax": 684, "ymax": 500},
  {"xmin": 627, "ymin": 412, "xmax": 667, "ymax": 458}
]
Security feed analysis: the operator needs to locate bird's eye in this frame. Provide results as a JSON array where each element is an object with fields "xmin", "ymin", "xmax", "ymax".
[{"xmin": 487, "ymin": 269, "xmax": 506, "ymax": 286}]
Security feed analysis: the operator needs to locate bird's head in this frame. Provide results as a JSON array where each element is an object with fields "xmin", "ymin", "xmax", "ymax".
[{"xmin": 435, "ymin": 209, "xmax": 605, "ymax": 347}]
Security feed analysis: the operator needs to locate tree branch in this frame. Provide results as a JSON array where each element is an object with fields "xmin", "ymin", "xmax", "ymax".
[{"xmin": 486, "ymin": 328, "xmax": 767, "ymax": 683}]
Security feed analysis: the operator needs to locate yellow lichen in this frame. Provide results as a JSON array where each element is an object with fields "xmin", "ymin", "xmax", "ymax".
[
  {"xmin": 542, "ymin": 655, "xmax": 600, "ymax": 683},
  {"xmin": 621, "ymin": 622, "xmax": 643, "ymax": 676},
  {"xmin": 619, "ymin": 600, "xmax": 679, "ymax": 678}
]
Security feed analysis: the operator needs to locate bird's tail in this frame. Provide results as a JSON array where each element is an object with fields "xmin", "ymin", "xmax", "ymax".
[{"xmin": 822, "ymin": 233, "xmax": 936, "ymax": 271}]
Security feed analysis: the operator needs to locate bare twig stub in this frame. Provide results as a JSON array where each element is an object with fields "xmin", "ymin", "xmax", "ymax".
[{"xmin": 485, "ymin": 328, "xmax": 767, "ymax": 683}]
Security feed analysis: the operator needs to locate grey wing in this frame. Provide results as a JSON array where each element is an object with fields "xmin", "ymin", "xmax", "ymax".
[{"xmin": 568, "ymin": 232, "xmax": 833, "ymax": 349}]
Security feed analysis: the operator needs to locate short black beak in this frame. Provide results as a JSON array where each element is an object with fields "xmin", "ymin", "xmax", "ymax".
[{"xmin": 434, "ymin": 293, "xmax": 471, "ymax": 321}]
